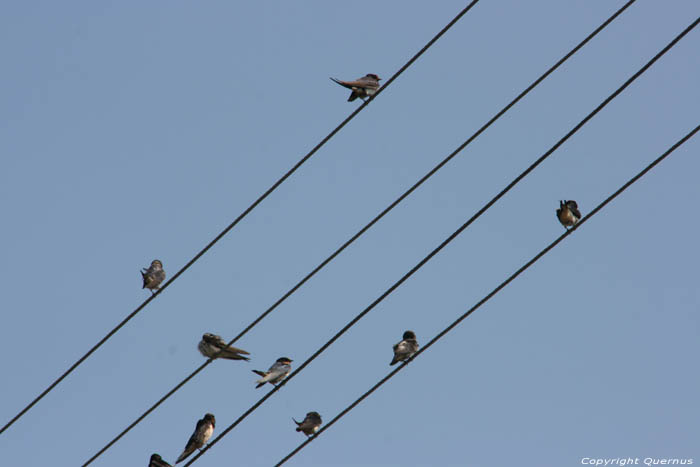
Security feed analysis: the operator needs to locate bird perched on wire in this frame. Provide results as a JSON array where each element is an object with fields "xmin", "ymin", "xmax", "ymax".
[
  {"xmin": 198, "ymin": 333, "xmax": 250, "ymax": 361},
  {"xmin": 390, "ymin": 330, "xmax": 419, "ymax": 366},
  {"xmin": 252, "ymin": 357, "xmax": 292, "ymax": 389},
  {"xmin": 149, "ymin": 453, "xmax": 173, "ymax": 467},
  {"xmin": 293, "ymin": 411, "xmax": 322, "ymax": 437},
  {"xmin": 175, "ymin": 413, "xmax": 215, "ymax": 464},
  {"xmin": 556, "ymin": 200, "xmax": 581, "ymax": 230},
  {"xmin": 330, "ymin": 73, "xmax": 381, "ymax": 102},
  {"xmin": 141, "ymin": 260, "xmax": 166, "ymax": 293}
]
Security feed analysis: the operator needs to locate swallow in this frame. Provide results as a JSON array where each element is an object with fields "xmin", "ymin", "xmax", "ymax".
[
  {"xmin": 293, "ymin": 411, "xmax": 322, "ymax": 437},
  {"xmin": 330, "ymin": 73, "xmax": 381, "ymax": 102},
  {"xmin": 252, "ymin": 357, "xmax": 292, "ymax": 389},
  {"xmin": 149, "ymin": 454, "xmax": 173, "ymax": 467},
  {"xmin": 198, "ymin": 333, "xmax": 250, "ymax": 361},
  {"xmin": 390, "ymin": 330, "xmax": 419, "ymax": 366},
  {"xmin": 175, "ymin": 413, "xmax": 215, "ymax": 464},
  {"xmin": 556, "ymin": 200, "xmax": 582, "ymax": 230},
  {"xmin": 141, "ymin": 259, "xmax": 166, "ymax": 293}
]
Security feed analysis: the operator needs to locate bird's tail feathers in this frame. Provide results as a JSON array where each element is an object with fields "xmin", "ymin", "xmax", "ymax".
[
  {"xmin": 176, "ymin": 447, "xmax": 193, "ymax": 464},
  {"xmin": 330, "ymin": 77, "xmax": 354, "ymax": 91},
  {"xmin": 219, "ymin": 350, "xmax": 250, "ymax": 361},
  {"xmin": 223, "ymin": 355, "xmax": 250, "ymax": 361},
  {"xmin": 293, "ymin": 417, "xmax": 301, "ymax": 427}
]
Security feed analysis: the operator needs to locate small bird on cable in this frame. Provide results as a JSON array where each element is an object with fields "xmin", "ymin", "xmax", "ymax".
[
  {"xmin": 175, "ymin": 413, "xmax": 215, "ymax": 464},
  {"xmin": 252, "ymin": 357, "xmax": 292, "ymax": 389},
  {"xmin": 390, "ymin": 330, "xmax": 419, "ymax": 366},
  {"xmin": 141, "ymin": 259, "xmax": 166, "ymax": 293},
  {"xmin": 293, "ymin": 411, "xmax": 322, "ymax": 437},
  {"xmin": 330, "ymin": 73, "xmax": 381, "ymax": 102},
  {"xmin": 556, "ymin": 200, "xmax": 581, "ymax": 230},
  {"xmin": 198, "ymin": 333, "xmax": 250, "ymax": 361}
]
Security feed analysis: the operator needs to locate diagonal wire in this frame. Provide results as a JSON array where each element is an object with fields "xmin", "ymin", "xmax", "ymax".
[
  {"xmin": 274, "ymin": 122, "xmax": 700, "ymax": 466},
  {"xmin": 1, "ymin": 0, "xmax": 482, "ymax": 438},
  {"xmin": 80, "ymin": 1, "xmax": 638, "ymax": 464},
  {"xmin": 184, "ymin": 12, "xmax": 700, "ymax": 467}
]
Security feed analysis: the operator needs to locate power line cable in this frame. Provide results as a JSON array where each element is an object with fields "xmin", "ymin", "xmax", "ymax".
[
  {"xmin": 80, "ymin": 2, "xmax": 638, "ymax": 464},
  {"xmin": 273, "ymin": 122, "xmax": 700, "ymax": 466},
  {"xmin": 183, "ymin": 13, "xmax": 700, "ymax": 467},
  {"xmin": 0, "ymin": 0, "xmax": 481, "ymax": 438}
]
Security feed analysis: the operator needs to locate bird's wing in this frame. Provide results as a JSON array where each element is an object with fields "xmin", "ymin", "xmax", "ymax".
[
  {"xmin": 266, "ymin": 365, "xmax": 289, "ymax": 383},
  {"xmin": 296, "ymin": 417, "xmax": 314, "ymax": 431},
  {"xmin": 209, "ymin": 335, "xmax": 227, "ymax": 347},
  {"xmin": 208, "ymin": 334, "xmax": 250, "ymax": 356},
  {"xmin": 395, "ymin": 340, "xmax": 410, "ymax": 355},
  {"xmin": 390, "ymin": 341, "xmax": 403, "ymax": 365},
  {"xmin": 330, "ymin": 77, "xmax": 366, "ymax": 90},
  {"xmin": 225, "ymin": 344, "xmax": 250, "ymax": 355},
  {"xmin": 176, "ymin": 431, "xmax": 198, "ymax": 463},
  {"xmin": 216, "ymin": 347, "xmax": 250, "ymax": 361},
  {"xmin": 354, "ymin": 76, "xmax": 377, "ymax": 87}
]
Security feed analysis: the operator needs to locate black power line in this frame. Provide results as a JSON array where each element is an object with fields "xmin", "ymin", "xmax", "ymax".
[
  {"xmin": 183, "ymin": 13, "xmax": 700, "ymax": 467},
  {"xmin": 0, "ymin": 0, "xmax": 482, "ymax": 439},
  {"xmin": 273, "ymin": 122, "xmax": 700, "ymax": 466},
  {"xmin": 80, "ymin": 2, "xmax": 639, "ymax": 464}
]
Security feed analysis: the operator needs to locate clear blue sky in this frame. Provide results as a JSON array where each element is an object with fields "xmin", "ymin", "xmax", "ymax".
[{"xmin": 1, "ymin": 1, "xmax": 698, "ymax": 466}]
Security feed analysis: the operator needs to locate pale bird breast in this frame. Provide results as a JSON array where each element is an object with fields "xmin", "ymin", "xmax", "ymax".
[
  {"xmin": 203, "ymin": 425, "xmax": 214, "ymax": 442},
  {"xmin": 558, "ymin": 209, "xmax": 577, "ymax": 225}
]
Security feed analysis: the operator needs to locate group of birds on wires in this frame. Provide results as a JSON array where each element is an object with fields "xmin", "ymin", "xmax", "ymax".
[
  {"xmin": 6, "ymin": 2, "xmax": 697, "ymax": 465},
  {"xmin": 140, "ymin": 73, "xmax": 584, "ymax": 467}
]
